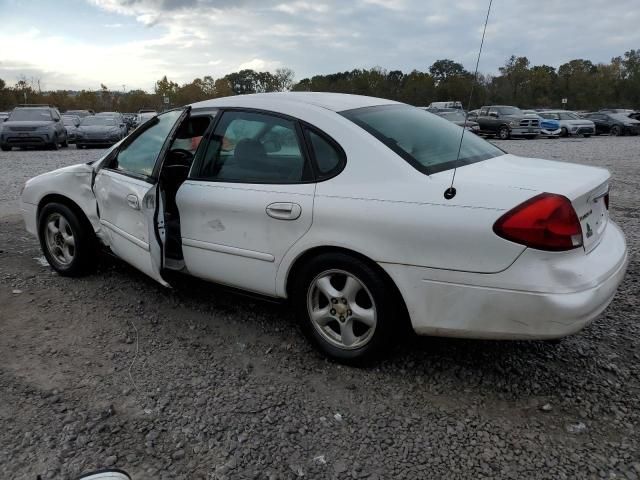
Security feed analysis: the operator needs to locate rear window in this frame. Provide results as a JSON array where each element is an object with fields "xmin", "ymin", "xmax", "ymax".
[{"xmin": 341, "ymin": 104, "xmax": 503, "ymax": 175}]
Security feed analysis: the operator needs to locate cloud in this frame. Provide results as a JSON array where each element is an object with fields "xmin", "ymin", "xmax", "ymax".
[{"xmin": 1, "ymin": 0, "xmax": 640, "ymax": 91}]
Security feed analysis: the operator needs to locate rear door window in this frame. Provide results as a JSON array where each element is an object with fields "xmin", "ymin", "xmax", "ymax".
[{"xmin": 193, "ymin": 110, "xmax": 312, "ymax": 184}]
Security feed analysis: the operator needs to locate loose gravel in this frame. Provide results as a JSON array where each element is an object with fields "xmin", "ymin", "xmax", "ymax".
[{"xmin": 0, "ymin": 137, "xmax": 638, "ymax": 480}]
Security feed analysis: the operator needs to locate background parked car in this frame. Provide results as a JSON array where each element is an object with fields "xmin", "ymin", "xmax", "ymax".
[
  {"xmin": 75, "ymin": 115, "xmax": 126, "ymax": 148},
  {"xmin": 65, "ymin": 109, "xmax": 93, "ymax": 119},
  {"xmin": 61, "ymin": 115, "xmax": 81, "ymax": 144},
  {"xmin": 96, "ymin": 112, "xmax": 128, "ymax": 137},
  {"xmin": 134, "ymin": 111, "xmax": 157, "ymax": 129},
  {"xmin": 538, "ymin": 110, "xmax": 595, "ymax": 137},
  {"xmin": 0, "ymin": 105, "xmax": 68, "ymax": 151},
  {"xmin": 584, "ymin": 112, "xmax": 640, "ymax": 136},
  {"xmin": 433, "ymin": 109, "xmax": 480, "ymax": 132},
  {"xmin": 522, "ymin": 109, "xmax": 561, "ymax": 137},
  {"xmin": 475, "ymin": 105, "xmax": 540, "ymax": 139}
]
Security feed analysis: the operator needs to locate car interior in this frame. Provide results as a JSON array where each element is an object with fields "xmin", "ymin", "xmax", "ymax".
[{"xmin": 161, "ymin": 115, "xmax": 212, "ymax": 261}]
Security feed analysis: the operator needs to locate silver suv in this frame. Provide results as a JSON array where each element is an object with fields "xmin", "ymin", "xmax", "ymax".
[{"xmin": 538, "ymin": 110, "xmax": 595, "ymax": 137}]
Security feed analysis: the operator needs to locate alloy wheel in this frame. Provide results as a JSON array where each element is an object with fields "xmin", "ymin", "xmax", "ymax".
[
  {"xmin": 306, "ymin": 269, "xmax": 377, "ymax": 350},
  {"xmin": 44, "ymin": 212, "xmax": 76, "ymax": 265}
]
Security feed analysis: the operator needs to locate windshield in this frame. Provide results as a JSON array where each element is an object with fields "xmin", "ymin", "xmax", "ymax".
[
  {"xmin": 438, "ymin": 111, "xmax": 466, "ymax": 121},
  {"xmin": 9, "ymin": 108, "xmax": 52, "ymax": 121},
  {"xmin": 341, "ymin": 104, "xmax": 504, "ymax": 175},
  {"xmin": 540, "ymin": 112, "xmax": 559, "ymax": 120},
  {"xmin": 497, "ymin": 106, "xmax": 522, "ymax": 115},
  {"xmin": 81, "ymin": 116, "xmax": 116, "ymax": 126}
]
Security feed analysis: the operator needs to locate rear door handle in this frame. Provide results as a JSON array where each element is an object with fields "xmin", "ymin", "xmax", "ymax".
[
  {"xmin": 126, "ymin": 194, "xmax": 140, "ymax": 210},
  {"xmin": 266, "ymin": 202, "xmax": 302, "ymax": 220}
]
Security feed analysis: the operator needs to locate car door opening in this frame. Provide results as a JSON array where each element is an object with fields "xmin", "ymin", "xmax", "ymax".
[{"xmin": 159, "ymin": 115, "xmax": 212, "ymax": 264}]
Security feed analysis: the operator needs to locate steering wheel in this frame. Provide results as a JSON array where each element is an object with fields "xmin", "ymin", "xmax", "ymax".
[{"xmin": 169, "ymin": 148, "xmax": 194, "ymax": 166}]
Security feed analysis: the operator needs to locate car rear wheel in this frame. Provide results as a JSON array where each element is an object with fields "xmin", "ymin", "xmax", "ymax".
[
  {"xmin": 1, "ymin": 145, "xmax": 10, "ymax": 151},
  {"xmin": 610, "ymin": 125, "xmax": 622, "ymax": 136},
  {"xmin": 498, "ymin": 125, "xmax": 510, "ymax": 140},
  {"xmin": 39, "ymin": 202, "xmax": 96, "ymax": 276},
  {"xmin": 560, "ymin": 127, "xmax": 569, "ymax": 137},
  {"xmin": 292, "ymin": 253, "xmax": 400, "ymax": 363}
]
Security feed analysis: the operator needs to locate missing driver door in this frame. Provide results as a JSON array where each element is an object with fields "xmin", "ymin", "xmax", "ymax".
[{"xmin": 93, "ymin": 107, "xmax": 190, "ymax": 286}]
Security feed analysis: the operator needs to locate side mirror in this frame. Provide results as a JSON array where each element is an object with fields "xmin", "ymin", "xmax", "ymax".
[
  {"xmin": 75, "ymin": 469, "xmax": 131, "ymax": 480},
  {"xmin": 54, "ymin": 117, "xmax": 61, "ymax": 122}
]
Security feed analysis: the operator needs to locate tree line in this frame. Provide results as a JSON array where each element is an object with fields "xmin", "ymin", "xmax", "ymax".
[{"xmin": 1, "ymin": 50, "xmax": 639, "ymax": 113}]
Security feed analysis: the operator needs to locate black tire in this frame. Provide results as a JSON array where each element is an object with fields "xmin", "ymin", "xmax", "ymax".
[
  {"xmin": 49, "ymin": 135, "xmax": 59, "ymax": 150},
  {"xmin": 610, "ymin": 125, "xmax": 622, "ymax": 136},
  {"xmin": 498, "ymin": 125, "xmax": 510, "ymax": 140},
  {"xmin": 38, "ymin": 202, "xmax": 96, "ymax": 277},
  {"xmin": 76, "ymin": 144, "xmax": 84, "ymax": 149},
  {"xmin": 291, "ymin": 252, "xmax": 402, "ymax": 363},
  {"xmin": 560, "ymin": 127, "xmax": 569, "ymax": 137},
  {"xmin": 1, "ymin": 145, "xmax": 10, "ymax": 151},
  {"xmin": 583, "ymin": 134, "xmax": 591, "ymax": 138},
  {"xmin": 61, "ymin": 137, "xmax": 69, "ymax": 148}
]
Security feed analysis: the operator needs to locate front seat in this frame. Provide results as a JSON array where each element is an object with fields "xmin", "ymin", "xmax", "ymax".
[{"xmin": 233, "ymin": 139, "xmax": 270, "ymax": 180}]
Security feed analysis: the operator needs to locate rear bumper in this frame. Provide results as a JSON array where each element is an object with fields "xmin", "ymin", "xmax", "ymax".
[{"xmin": 382, "ymin": 221, "xmax": 628, "ymax": 339}]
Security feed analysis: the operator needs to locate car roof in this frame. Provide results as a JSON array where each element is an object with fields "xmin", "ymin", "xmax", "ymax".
[{"xmin": 191, "ymin": 92, "xmax": 399, "ymax": 113}]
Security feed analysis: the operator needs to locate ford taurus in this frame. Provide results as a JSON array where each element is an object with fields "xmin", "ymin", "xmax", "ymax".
[{"xmin": 20, "ymin": 93, "xmax": 628, "ymax": 362}]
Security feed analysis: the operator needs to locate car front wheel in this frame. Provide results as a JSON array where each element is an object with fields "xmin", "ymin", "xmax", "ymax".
[
  {"xmin": 292, "ymin": 253, "xmax": 400, "ymax": 363},
  {"xmin": 39, "ymin": 202, "xmax": 96, "ymax": 276},
  {"xmin": 610, "ymin": 125, "xmax": 622, "ymax": 136},
  {"xmin": 498, "ymin": 125, "xmax": 510, "ymax": 140}
]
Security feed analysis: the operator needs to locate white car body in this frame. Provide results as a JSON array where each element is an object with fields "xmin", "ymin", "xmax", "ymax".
[
  {"xmin": 539, "ymin": 110, "xmax": 596, "ymax": 137},
  {"xmin": 21, "ymin": 93, "xmax": 628, "ymax": 348}
]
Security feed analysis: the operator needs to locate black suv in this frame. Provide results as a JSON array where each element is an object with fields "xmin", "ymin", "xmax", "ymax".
[{"xmin": 0, "ymin": 105, "xmax": 68, "ymax": 151}]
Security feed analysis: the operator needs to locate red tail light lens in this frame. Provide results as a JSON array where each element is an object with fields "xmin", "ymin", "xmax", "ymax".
[{"xmin": 493, "ymin": 193, "xmax": 583, "ymax": 251}]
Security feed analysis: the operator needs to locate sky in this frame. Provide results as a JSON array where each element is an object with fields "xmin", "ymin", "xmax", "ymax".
[{"xmin": 0, "ymin": 0, "xmax": 639, "ymax": 92}]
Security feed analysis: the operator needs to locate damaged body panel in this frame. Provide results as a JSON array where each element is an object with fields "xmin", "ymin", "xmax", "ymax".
[{"xmin": 20, "ymin": 92, "xmax": 629, "ymax": 363}]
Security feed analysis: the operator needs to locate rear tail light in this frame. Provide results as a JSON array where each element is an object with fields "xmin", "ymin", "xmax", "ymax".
[{"xmin": 493, "ymin": 193, "xmax": 583, "ymax": 251}]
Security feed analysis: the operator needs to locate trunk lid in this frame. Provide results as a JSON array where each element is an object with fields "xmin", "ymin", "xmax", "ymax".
[{"xmin": 434, "ymin": 154, "xmax": 610, "ymax": 252}]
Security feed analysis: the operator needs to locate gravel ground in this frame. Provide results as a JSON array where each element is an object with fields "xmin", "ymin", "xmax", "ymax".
[{"xmin": 0, "ymin": 137, "xmax": 638, "ymax": 480}]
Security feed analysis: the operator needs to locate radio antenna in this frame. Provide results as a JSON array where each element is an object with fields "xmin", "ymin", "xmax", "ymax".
[{"xmin": 444, "ymin": 0, "xmax": 493, "ymax": 200}]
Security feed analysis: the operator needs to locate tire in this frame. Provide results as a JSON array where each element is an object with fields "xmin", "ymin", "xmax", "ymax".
[
  {"xmin": 560, "ymin": 127, "xmax": 569, "ymax": 137},
  {"xmin": 291, "ymin": 252, "xmax": 402, "ymax": 363},
  {"xmin": 38, "ymin": 202, "xmax": 96, "ymax": 276},
  {"xmin": 76, "ymin": 144, "xmax": 84, "ymax": 149},
  {"xmin": 498, "ymin": 125, "xmax": 510, "ymax": 140},
  {"xmin": 610, "ymin": 125, "xmax": 622, "ymax": 136},
  {"xmin": 1, "ymin": 145, "xmax": 10, "ymax": 151},
  {"xmin": 49, "ymin": 135, "xmax": 59, "ymax": 150},
  {"xmin": 61, "ymin": 137, "xmax": 69, "ymax": 148}
]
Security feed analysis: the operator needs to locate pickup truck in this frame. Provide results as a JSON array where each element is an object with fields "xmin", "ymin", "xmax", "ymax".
[{"xmin": 475, "ymin": 105, "xmax": 540, "ymax": 140}]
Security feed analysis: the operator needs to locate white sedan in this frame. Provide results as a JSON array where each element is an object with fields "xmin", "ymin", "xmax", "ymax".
[{"xmin": 20, "ymin": 93, "xmax": 628, "ymax": 362}]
